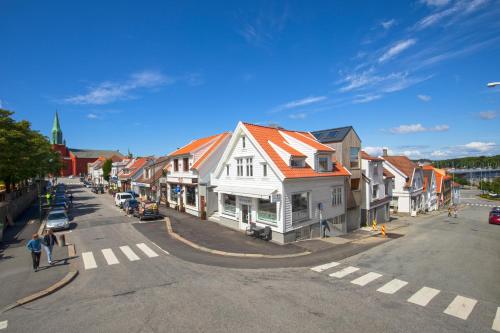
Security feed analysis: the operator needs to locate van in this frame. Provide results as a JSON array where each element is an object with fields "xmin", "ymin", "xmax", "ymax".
[{"xmin": 115, "ymin": 192, "xmax": 134, "ymax": 208}]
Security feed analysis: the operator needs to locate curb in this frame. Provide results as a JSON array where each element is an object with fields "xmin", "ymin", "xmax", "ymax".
[
  {"xmin": 37, "ymin": 219, "xmax": 46, "ymax": 236},
  {"xmin": 164, "ymin": 217, "xmax": 311, "ymax": 259},
  {"xmin": 1, "ymin": 243, "xmax": 79, "ymax": 313}
]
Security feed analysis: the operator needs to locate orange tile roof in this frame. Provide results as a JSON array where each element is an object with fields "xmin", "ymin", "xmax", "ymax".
[
  {"xmin": 191, "ymin": 132, "xmax": 231, "ymax": 170},
  {"xmin": 282, "ymin": 131, "xmax": 334, "ymax": 152},
  {"xmin": 169, "ymin": 133, "xmax": 223, "ymax": 157},
  {"xmin": 383, "ymin": 155, "xmax": 419, "ymax": 187},
  {"xmin": 383, "ymin": 168, "xmax": 395, "ymax": 179},
  {"xmin": 118, "ymin": 157, "xmax": 150, "ymax": 180},
  {"xmin": 243, "ymin": 123, "xmax": 349, "ymax": 179},
  {"xmin": 361, "ymin": 150, "xmax": 384, "ymax": 162}
]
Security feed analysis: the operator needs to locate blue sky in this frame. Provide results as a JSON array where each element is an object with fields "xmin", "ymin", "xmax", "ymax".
[{"xmin": 1, "ymin": 0, "xmax": 499, "ymax": 159}]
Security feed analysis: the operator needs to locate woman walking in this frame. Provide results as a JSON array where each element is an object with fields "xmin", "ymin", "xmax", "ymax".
[
  {"xmin": 26, "ymin": 233, "xmax": 42, "ymax": 272},
  {"xmin": 41, "ymin": 229, "xmax": 59, "ymax": 265}
]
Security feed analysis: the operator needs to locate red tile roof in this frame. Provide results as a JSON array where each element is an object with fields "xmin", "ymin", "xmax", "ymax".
[
  {"xmin": 191, "ymin": 132, "xmax": 231, "ymax": 170},
  {"xmin": 383, "ymin": 168, "xmax": 395, "ymax": 179},
  {"xmin": 383, "ymin": 155, "xmax": 418, "ymax": 187},
  {"xmin": 361, "ymin": 150, "xmax": 384, "ymax": 162},
  {"xmin": 243, "ymin": 123, "xmax": 349, "ymax": 179},
  {"xmin": 118, "ymin": 158, "xmax": 150, "ymax": 180}
]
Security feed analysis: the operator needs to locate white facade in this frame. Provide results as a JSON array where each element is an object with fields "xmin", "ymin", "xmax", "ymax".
[
  {"xmin": 211, "ymin": 122, "xmax": 349, "ymax": 244},
  {"xmin": 383, "ymin": 160, "xmax": 424, "ymax": 216},
  {"xmin": 361, "ymin": 156, "xmax": 392, "ymax": 225},
  {"xmin": 423, "ymin": 170, "xmax": 438, "ymax": 212}
]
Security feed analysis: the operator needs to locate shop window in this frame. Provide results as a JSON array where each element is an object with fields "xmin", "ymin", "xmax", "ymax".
[
  {"xmin": 186, "ymin": 186, "xmax": 196, "ymax": 206},
  {"xmin": 257, "ymin": 199, "xmax": 277, "ymax": 223},
  {"xmin": 223, "ymin": 194, "xmax": 236, "ymax": 215},
  {"xmin": 170, "ymin": 185, "xmax": 178, "ymax": 201}
]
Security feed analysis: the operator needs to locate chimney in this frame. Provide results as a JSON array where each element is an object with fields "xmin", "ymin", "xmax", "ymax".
[{"xmin": 383, "ymin": 148, "xmax": 388, "ymax": 157}]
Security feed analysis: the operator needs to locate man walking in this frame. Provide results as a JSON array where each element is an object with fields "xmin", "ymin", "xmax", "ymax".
[
  {"xmin": 41, "ymin": 229, "xmax": 59, "ymax": 265},
  {"xmin": 26, "ymin": 233, "xmax": 42, "ymax": 272}
]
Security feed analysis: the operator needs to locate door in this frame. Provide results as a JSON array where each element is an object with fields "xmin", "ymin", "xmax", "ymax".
[{"xmin": 240, "ymin": 204, "xmax": 250, "ymax": 229}]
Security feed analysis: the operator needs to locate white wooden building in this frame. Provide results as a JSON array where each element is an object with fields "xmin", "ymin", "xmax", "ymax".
[{"xmin": 210, "ymin": 122, "xmax": 351, "ymax": 244}]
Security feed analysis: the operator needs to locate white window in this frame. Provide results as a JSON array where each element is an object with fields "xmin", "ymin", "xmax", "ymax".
[
  {"xmin": 246, "ymin": 158, "xmax": 253, "ymax": 176},
  {"xmin": 292, "ymin": 192, "xmax": 309, "ymax": 223},
  {"xmin": 372, "ymin": 184, "xmax": 378, "ymax": 199},
  {"xmin": 242, "ymin": 136, "xmax": 246, "ymax": 148},
  {"xmin": 263, "ymin": 164, "xmax": 267, "ymax": 177},
  {"xmin": 226, "ymin": 164, "xmax": 229, "ymax": 176},
  {"xmin": 318, "ymin": 156, "xmax": 329, "ymax": 172},
  {"xmin": 332, "ymin": 186, "xmax": 342, "ymax": 207},
  {"xmin": 236, "ymin": 159, "xmax": 243, "ymax": 176},
  {"xmin": 291, "ymin": 158, "xmax": 305, "ymax": 168}
]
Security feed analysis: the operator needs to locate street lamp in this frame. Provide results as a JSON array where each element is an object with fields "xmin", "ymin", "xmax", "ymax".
[
  {"xmin": 487, "ymin": 82, "xmax": 500, "ymax": 88},
  {"xmin": 39, "ymin": 158, "xmax": 53, "ymax": 223}
]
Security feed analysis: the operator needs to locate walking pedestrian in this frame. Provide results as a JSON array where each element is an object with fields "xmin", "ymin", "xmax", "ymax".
[
  {"xmin": 41, "ymin": 229, "xmax": 59, "ymax": 265},
  {"xmin": 453, "ymin": 205, "xmax": 458, "ymax": 218},
  {"xmin": 26, "ymin": 233, "xmax": 42, "ymax": 272}
]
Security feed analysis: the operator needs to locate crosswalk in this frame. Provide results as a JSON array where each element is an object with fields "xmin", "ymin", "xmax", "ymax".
[
  {"xmin": 464, "ymin": 202, "xmax": 498, "ymax": 208},
  {"xmin": 310, "ymin": 261, "xmax": 500, "ymax": 331},
  {"xmin": 81, "ymin": 243, "xmax": 163, "ymax": 270}
]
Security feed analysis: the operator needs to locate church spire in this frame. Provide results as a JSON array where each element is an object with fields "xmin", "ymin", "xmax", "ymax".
[{"xmin": 51, "ymin": 111, "xmax": 63, "ymax": 145}]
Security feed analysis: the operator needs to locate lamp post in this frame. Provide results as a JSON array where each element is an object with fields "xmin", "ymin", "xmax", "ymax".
[
  {"xmin": 487, "ymin": 82, "xmax": 500, "ymax": 88},
  {"xmin": 39, "ymin": 158, "xmax": 53, "ymax": 222}
]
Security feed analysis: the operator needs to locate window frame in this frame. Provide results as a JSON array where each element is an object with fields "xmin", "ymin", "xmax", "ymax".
[
  {"xmin": 183, "ymin": 157, "xmax": 189, "ymax": 172},
  {"xmin": 317, "ymin": 155, "xmax": 329, "ymax": 172},
  {"xmin": 257, "ymin": 198, "xmax": 277, "ymax": 224},
  {"xmin": 263, "ymin": 163, "xmax": 267, "ymax": 177},
  {"xmin": 291, "ymin": 191, "xmax": 310, "ymax": 223},
  {"xmin": 350, "ymin": 147, "xmax": 360, "ymax": 168},
  {"xmin": 173, "ymin": 159, "xmax": 179, "ymax": 172},
  {"xmin": 185, "ymin": 185, "xmax": 196, "ymax": 207},
  {"xmin": 222, "ymin": 194, "xmax": 236, "ymax": 216},
  {"xmin": 246, "ymin": 158, "xmax": 253, "ymax": 177},
  {"xmin": 236, "ymin": 158, "xmax": 243, "ymax": 176},
  {"xmin": 331, "ymin": 186, "xmax": 343, "ymax": 207}
]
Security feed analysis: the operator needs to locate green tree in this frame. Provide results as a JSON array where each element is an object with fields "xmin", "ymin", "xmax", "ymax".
[{"xmin": 102, "ymin": 158, "xmax": 113, "ymax": 182}]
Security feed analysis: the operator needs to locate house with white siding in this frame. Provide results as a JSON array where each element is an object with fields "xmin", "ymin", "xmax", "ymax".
[
  {"xmin": 422, "ymin": 166, "xmax": 438, "ymax": 212},
  {"xmin": 163, "ymin": 132, "xmax": 231, "ymax": 218},
  {"xmin": 210, "ymin": 122, "xmax": 351, "ymax": 244},
  {"xmin": 382, "ymin": 150, "xmax": 424, "ymax": 216},
  {"xmin": 361, "ymin": 151, "xmax": 393, "ymax": 226}
]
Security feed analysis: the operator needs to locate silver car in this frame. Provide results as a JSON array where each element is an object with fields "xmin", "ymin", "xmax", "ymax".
[{"xmin": 46, "ymin": 209, "xmax": 70, "ymax": 230}]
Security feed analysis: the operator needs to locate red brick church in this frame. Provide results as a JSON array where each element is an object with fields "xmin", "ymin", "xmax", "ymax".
[{"xmin": 50, "ymin": 112, "xmax": 124, "ymax": 176}]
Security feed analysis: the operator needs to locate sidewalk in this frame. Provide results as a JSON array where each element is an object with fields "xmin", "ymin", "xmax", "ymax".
[{"xmin": 0, "ymin": 204, "xmax": 70, "ymax": 310}]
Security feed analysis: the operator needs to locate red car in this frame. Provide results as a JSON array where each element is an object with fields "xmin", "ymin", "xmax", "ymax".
[{"xmin": 490, "ymin": 207, "xmax": 500, "ymax": 225}]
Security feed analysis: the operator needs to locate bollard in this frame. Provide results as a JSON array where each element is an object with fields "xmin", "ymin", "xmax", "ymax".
[
  {"xmin": 381, "ymin": 225, "xmax": 386, "ymax": 237},
  {"xmin": 59, "ymin": 233, "xmax": 66, "ymax": 247},
  {"xmin": 372, "ymin": 219, "xmax": 377, "ymax": 231}
]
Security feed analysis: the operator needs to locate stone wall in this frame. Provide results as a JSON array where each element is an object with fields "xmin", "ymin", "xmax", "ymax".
[{"xmin": 0, "ymin": 185, "xmax": 38, "ymax": 241}]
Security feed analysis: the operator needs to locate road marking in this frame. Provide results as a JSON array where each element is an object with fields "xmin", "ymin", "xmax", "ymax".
[
  {"xmin": 82, "ymin": 251, "xmax": 97, "ymax": 270},
  {"xmin": 329, "ymin": 266, "xmax": 359, "ymax": 278},
  {"xmin": 119, "ymin": 245, "xmax": 140, "ymax": 261},
  {"xmin": 351, "ymin": 272, "xmax": 382, "ymax": 286},
  {"xmin": 0, "ymin": 320, "xmax": 7, "ymax": 330},
  {"xmin": 311, "ymin": 261, "xmax": 340, "ymax": 272},
  {"xmin": 377, "ymin": 279, "xmax": 408, "ymax": 294},
  {"xmin": 101, "ymin": 248, "xmax": 119, "ymax": 265},
  {"xmin": 493, "ymin": 307, "xmax": 500, "ymax": 332},
  {"xmin": 136, "ymin": 243, "xmax": 159, "ymax": 258},
  {"xmin": 151, "ymin": 241, "xmax": 170, "ymax": 255},
  {"xmin": 407, "ymin": 287, "xmax": 440, "ymax": 307},
  {"xmin": 443, "ymin": 295, "xmax": 477, "ymax": 320}
]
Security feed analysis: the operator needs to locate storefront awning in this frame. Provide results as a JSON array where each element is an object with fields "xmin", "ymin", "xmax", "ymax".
[{"xmin": 213, "ymin": 185, "xmax": 277, "ymax": 199}]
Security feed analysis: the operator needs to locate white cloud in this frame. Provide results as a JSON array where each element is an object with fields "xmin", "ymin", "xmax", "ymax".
[
  {"xmin": 87, "ymin": 113, "xmax": 99, "ymax": 119},
  {"xmin": 63, "ymin": 70, "xmax": 172, "ymax": 105},
  {"xmin": 238, "ymin": 4, "xmax": 289, "ymax": 46},
  {"xmin": 389, "ymin": 123, "xmax": 449, "ymax": 134},
  {"xmin": 352, "ymin": 94, "xmax": 382, "ymax": 104},
  {"xmin": 381, "ymin": 19, "xmax": 396, "ymax": 30},
  {"xmin": 462, "ymin": 141, "xmax": 496, "ymax": 152},
  {"xmin": 420, "ymin": 0, "xmax": 450, "ymax": 7},
  {"xmin": 273, "ymin": 96, "xmax": 327, "ymax": 112},
  {"xmin": 364, "ymin": 146, "xmax": 391, "ymax": 156},
  {"xmin": 289, "ymin": 113, "xmax": 307, "ymax": 119},
  {"xmin": 379, "ymin": 39, "xmax": 416, "ymax": 63},
  {"xmin": 401, "ymin": 150, "xmax": 422, "ymax": 158},
  {"xmin": 479, "ymin": 111, "xmax": 497, "ymax": 120},
  {"xmin": 417, "ymin": 94, "xmax": 432, "ymax": 102},
  {"xmin": 431, "ymin": 150, "xmax": 448, "ymax": 157},
  {"xmin": 414, "ymin": 0, "xmax": 489, "ymax": 30}
]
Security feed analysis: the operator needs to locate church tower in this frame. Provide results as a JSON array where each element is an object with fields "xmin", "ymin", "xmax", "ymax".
[{"xmin": 51, "ymin": 111, "xmax": 63, "ymax": 145}]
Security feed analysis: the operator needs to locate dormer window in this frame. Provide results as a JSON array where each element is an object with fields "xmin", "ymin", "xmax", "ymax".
[
  {"xmin": 317, "ymin": 156, "xmax": 329, "ymax": 172},
  {"xmin": 290, "ymin": 157, "xmax": 305, "ymax": 168}
]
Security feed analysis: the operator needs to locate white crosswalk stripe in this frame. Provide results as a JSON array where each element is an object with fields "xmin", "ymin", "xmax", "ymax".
[
  {"xmin": 377, "ymin": 279, "xmax": 408, "ymax": 294},
  {"xmin": 443, "ymin": 295, "xmax": 477, "ymax": 320},
  {"xmin": 408, "ymin": 287, "xmax": 440, "ymax": 307},
  {"xmin": 492, "ymin": 307, "xmax": 500, "ymax": 332},
  {"xmin": 310, "ymin": 261, "xmax": 340, "ymax": 273},
  {"xmin": 0, "ymin": 321, "xmax": 7, "ymax": 330},
  {"xmin": 119, "ymin": 245, "xmax": 140, "ymax": 261},
  {"xmin": 351, "ymin": 272, "xmax": 382, "ymax": 286},
  {"xmin": 82, "ymin": 251, "xmax": 97, "ymax": 270},
  {"xmin": 101, "ymin": 248, "xmax": 119, "ymax": 265},
  {"xmin": 136, "ymin": 243, "xmax": 159, "ymax": 258},
  {"xmin": 329, "ymin": 266, "xmax": 359, "ymax": 278}
]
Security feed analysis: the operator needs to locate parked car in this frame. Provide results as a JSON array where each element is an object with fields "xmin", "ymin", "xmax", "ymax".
[
  {"xmin": 46, "ymin": 209, "xmax": 70, "ymax": 231},
  {"xmin": 127, "ymin": 191, "xmax": 138, "ymax": 198},
  {"xmin": 115, "ymin": 192, "xmax": 134, "ymax": 208},
  {"xmin": 123, "ymin": 199, "xmax": 139, "ymax": 215},
  {"xmin": 52, "ymin": 201, "xmax": 69, "ymax": 211},
  {"xmin": 135, "ymin": 201, "xmax": 160, "ymax": 220},
  {"xmin": 68, "ymin": 175, "xmax": 74, "ymax": 179},
  {"xmin": 490, "ymin": 207, "xmax": 500, "ymax": 225}
]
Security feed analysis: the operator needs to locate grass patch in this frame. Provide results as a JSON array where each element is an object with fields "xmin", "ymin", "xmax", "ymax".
[{"xmin": 479, "ymin": 194, "xmax": 500, "ymax": 201}]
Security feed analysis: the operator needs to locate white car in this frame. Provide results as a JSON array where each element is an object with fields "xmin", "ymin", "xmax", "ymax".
[
  {"xmin": 115, "ymin": 192, "xmax": 134, "ymax": 208},
  {"xmin": 46, "ymin": 209, "xmax": 70, "ymax": 231}
]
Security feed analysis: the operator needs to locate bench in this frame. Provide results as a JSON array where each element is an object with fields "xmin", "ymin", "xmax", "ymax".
[{"xmin": 246, "ymin": 222, "xmax": 272, "ymax": 241}]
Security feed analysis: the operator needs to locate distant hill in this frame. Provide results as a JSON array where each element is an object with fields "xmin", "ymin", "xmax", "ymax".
[{"xmin": 415, "ymin": 155, "xmax": 500, "ymax": 169}]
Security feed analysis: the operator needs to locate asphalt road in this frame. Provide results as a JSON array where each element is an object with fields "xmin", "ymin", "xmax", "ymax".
[{"xmin": 0, "ymin": 180, "xmax": 498, "ymax": 332}]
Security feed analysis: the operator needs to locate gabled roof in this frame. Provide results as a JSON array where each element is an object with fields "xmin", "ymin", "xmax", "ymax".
[
  {"xmin": 383, "ymin": 155, "xmax": 419, "ymax": 187},
  {"xmin": 135, "ymin": 156, "xmax": 169, "ymax": 185},
  {"xmin": 242, "ymin": 123, "xmax": 350, "ymax": 179},
  {"xmin": 191, "ymin": 133, "xmax": 231, "ymax": 170},
  {"xmin": 311, "ymin": 126, "xmax": 358, "ymax": 143},
  {"xmin": 423, "ymin": 166, "xmax": 451, "ymax": 193},
  {"xmin": 69, "ymin": 148, "xmax": 124, "ymax": 159},
  {"xmin": 361, "ymin": 150, "xmax": 384, "ymax": 162},
  {"xmin": 169, "ymin": 133, "xmax": 227, "ymax": 157},
  {"xmin": 118, "ymin": 157, "xmax": 151, "ymax": 180},
  {"xmin": 383, "ymin": 168, "xmax": 395, "ymax": 179}
]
